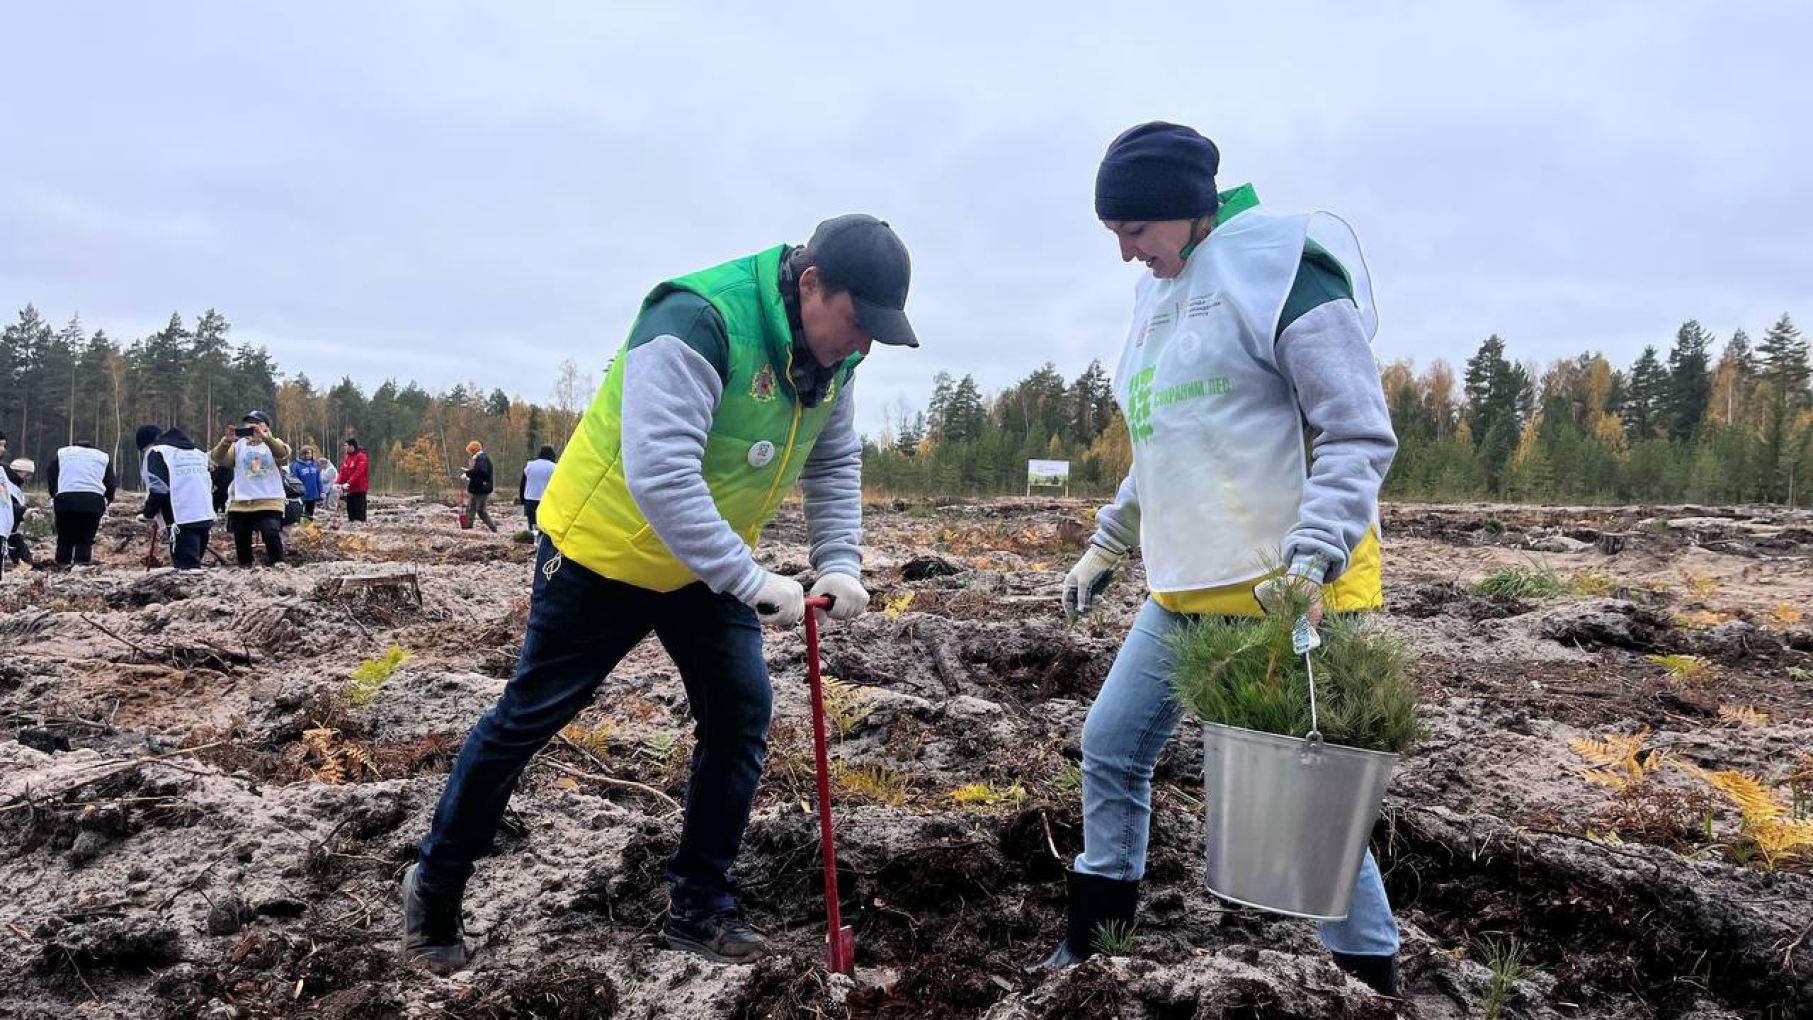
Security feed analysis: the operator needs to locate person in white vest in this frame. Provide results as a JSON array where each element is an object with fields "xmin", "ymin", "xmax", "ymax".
[
  {"xmin": 5, "ymin": 458, "xmax": 35, "ymax": 569},
  {"xmin": 209, "ymin": 410, "xmax": 292, "ymax": 567},
  {"xmin": 135, "ymin": 424, "xmax": 174, "ymax": 528},
  {"xmin": 0, "ymin": 456, "xmax": 23, "ymax": 577},
  {"xmin": 318, "ymin": 456, "xmax": 339, "ymax": 516},
  {"xmin": 144, "ymin": 427, "xmax": 216, "ymax": 570},
  {"xmin": 1037, "ymin": 123, "xmax": 1402, "ymax": 997},
  {"xmin": 45, "ymin": 441, "xmax": 117, "ymax": 566},
  {"xmin": 517, "ymin": 445, "xmax": 557, "ymax": 536}
]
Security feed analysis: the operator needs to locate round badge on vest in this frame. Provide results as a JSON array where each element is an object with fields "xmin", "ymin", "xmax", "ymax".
[
  {"xmin": 748, "ymin": 441, "xmax": 777, "ymax": 468},
  {"xmin": 1176, "ymin": 331, "xmax": 1203, "ymax": 364}
]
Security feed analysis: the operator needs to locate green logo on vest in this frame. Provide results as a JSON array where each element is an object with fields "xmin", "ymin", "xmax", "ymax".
[{"xmin": 1126, "ymin": 368, "xmax": 1234, "ymax": 446}]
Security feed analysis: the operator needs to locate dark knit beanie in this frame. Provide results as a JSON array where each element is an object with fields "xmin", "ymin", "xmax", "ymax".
[
  {"xmin": 134, "ymin": 424, "xmax": 161, "ymax": 450},
  {"xmin": 1094, "ymin": 122, "xmax": 1220, "ymax": 222}
]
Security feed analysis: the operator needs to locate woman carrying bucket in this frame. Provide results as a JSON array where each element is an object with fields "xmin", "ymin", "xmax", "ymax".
[{"xmin": 1037, "ymin": 122, "xmax": 1401, "ymax": 995}]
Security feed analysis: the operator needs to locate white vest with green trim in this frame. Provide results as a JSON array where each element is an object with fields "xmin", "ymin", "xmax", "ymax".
[
  {"xmin": 154, "ymin": 445, "xmax": 215, "ymax": 525},
  {"xmin": 54, "ymin": 446, "xmax": 109, "ymax": 496},
  {"xmin": 1114, "ymin": 186, "xmax": 1377, "ymax": 592}
]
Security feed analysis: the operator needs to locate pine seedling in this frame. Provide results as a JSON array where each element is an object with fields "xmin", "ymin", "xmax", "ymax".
[
  {"xmin": 345, "ymin": 645, "xmax": 412, "ymax": 707},
  {"xmin": 1092, "ymin": 920, "xmax": 1137, "ymax": 957}
]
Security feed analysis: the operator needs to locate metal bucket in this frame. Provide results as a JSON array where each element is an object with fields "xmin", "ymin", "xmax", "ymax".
[{"xmin": 1201, "ymin": 723, "xmax": 1398, "ymax": 920}]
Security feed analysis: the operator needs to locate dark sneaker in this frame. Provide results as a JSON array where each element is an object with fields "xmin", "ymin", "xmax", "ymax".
[
  {"xmin": 662, "ymin": 906, "xmax": 768, "ymax": 963},
  {"xmin": 401, "ymin": 863, "xmax": 468, "ymax": 973}
]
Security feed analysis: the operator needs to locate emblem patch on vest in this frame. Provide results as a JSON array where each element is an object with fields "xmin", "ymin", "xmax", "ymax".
[
  {"xmin": 748, "ymin": 441, "xmax": 776, "ymax": 468},
  {"xmin": 751, "ymin": 365, "xmax": 778, "ymax": 402},
  {"xmin": 1125, "ymin": 366, "xmax": 1234, "ymax": 446}
]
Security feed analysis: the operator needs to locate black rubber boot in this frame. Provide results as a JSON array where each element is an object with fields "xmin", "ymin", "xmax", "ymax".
[
  {"xmin": 401, "ymin": 863, "xmax": 469, "ymax": 973},
  {"xmin": 1332, "ymin": 952, "xmax": 1399, "ymax": 996},
  {"xmin": 663, "ymin": 905, "xmax": 769, "ymax": 963},
  {"xmin": 1028, "ymin": 869, "xmax": 1140, "ymax": 971}
]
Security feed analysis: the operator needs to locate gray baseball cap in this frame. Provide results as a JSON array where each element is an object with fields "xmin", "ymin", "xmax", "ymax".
[{"xmin": 806, "ymin": 214, "xmax": 919, "ymax": 348}]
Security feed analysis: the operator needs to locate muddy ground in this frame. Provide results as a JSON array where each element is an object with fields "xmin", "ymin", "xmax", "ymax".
[{"xmin": 1, "ymin": 496, "xmax": 1809, "ymax": 1019}]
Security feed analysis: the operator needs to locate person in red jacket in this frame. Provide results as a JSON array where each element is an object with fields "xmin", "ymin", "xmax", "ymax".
[{"xmin": 338, "ymin": 438, "xmax": 371, "ymax": 524}]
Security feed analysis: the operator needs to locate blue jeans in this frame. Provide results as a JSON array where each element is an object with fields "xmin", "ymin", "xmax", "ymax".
[
  {"xmin": 418, "ymin": 538, "xmax": 772, "ymax": 915},
  {"xmin": 1077, "ymin": 597, "xmax": 1400, "ymax": 957}
]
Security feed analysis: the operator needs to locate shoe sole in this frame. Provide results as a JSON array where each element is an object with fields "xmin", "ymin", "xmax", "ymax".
[{"xmin": 662, "ymin": 930, "xmax": 765, "ymax": 964}]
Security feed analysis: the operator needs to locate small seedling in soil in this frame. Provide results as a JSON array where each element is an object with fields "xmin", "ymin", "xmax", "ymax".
[
  {"xmin": 949, "ymin": 781, "xmax": 1026, "ymax": 808},
  {"xmin": 1680, "ymin": 570, "xmax": 1721, "ymax": 602},
  {"xmin": 1482, "ymin": 516, "xmax": 1507, "ymax": 535},
  {"xmin": 345, "ymin": 645, "xmax": 413, "ymax": 706},
  {"xmin": 1476, "ymin": 934, "xmax": 1529, "ymax": 1020},
  {"xmin": 1053, "ymin": 760, "xmax": 1084, "ymax": 797},
  {"xmin": 1092, "ymin": 919, "xmax": 1137, "ymax": 957},
  {"xmin": 1789, "ymin": 666, "xmax": 1812, "ymax": 683},
  {"xmin": 1472, "ymin": 560, "xmax": 1572, "ymax": 598}
]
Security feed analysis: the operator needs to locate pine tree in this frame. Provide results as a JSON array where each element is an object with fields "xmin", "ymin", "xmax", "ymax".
[
  {"xmin": 1623, "ymin": 345, "xmax": 1668, "ymax": 442},
  {"xmin": 942, "ymin": 375, "xmax": 987, "ymax": 443},
  {"xmin": 1068, "ymin": 360, "xmax": 1114, "ymax": 445},
  {"xmin": 1757, "ymin": 314, "xmax": 1811, "ymax": 500},
  {"xmin": 1665, "ymin": 320, "xmax": 1714, "ymax": 442}
]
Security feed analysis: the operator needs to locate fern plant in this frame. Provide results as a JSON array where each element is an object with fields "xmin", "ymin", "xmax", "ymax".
[{"xmin": 1165, "ymin": 597, "xmax": 1420, "ymax": 754}]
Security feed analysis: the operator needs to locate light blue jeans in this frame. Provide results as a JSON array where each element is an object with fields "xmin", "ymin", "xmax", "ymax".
[{"xmin": 1075, "ymin": 597, "xmax": 1401, "ymax": 957}]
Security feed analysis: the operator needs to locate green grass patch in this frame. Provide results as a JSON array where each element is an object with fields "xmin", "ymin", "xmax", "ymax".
[{"xmin": 1472, "ymin": 560, "xmax": 1575, "ymax": 598}]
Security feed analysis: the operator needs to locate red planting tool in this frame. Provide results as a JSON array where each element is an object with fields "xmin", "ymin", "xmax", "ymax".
[
  {"xmin": 802, "ymin": 594, "xmax": 855, "ymax": 974},
  {"xmin": 142, "ymin": 520, "xmax": 162, "ymax": 569}
]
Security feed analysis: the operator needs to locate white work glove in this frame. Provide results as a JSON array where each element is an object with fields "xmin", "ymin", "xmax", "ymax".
[
  {"xmin": 1063, "ymin": 545, "xmax": 1123, "ymax": 620},
  {"xmin": 1254, "ymin": 558, "xmax": 1329, "ymax": 627},
  {"xmin": 745, "ymin": 571, "xmax": 806, "ymax": 628},
  {"xmin": 809, "ymin": 572, "xmax": 869, "ymax": 622}
]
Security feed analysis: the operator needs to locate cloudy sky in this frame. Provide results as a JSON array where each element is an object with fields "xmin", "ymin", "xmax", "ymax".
[{"xmin": 4, "ymin": 2, "xmax": 1809, "ymax": 438}]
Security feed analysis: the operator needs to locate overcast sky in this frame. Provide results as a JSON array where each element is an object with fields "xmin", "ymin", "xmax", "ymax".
[{"xmin": 4, "ymin": 2, "xmax": 1809, "ymax": 439}]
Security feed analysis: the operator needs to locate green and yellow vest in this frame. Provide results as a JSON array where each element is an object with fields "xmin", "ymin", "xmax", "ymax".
[{"xmin": 539, "ymin": 245, "xmax": 856, "ymax": 591}]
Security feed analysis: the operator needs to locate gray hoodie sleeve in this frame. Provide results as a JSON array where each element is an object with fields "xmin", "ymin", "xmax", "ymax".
[
  {"xmin": 620, "ymin": 336, "xmax": 767, "ymax": 603},
  {"xmin": 1273, "ymin": 299, "xmax": 1398, "ymax": 582},
  {"xmin": 1090, "ymin": 471, "xmax": 1141, "ymax": 556},
  {"xmin": 799, "ymin": 381, "xmax": 863, "ymax": 578}
]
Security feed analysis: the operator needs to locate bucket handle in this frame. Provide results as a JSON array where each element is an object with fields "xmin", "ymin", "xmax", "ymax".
[{"xmin": 1293, "ymin": 616, "xmax": 1324, "ymax": 764}]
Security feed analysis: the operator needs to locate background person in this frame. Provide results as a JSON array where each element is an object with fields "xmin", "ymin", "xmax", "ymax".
[
  {"xmin": 339, "ymin": 438, "xmax": 370, "ymax": 523},
  {"xmin": 46, "ymin": 440, "xmax": 116, "ymax": 566},
  {"xmin": 519, "ymin": 445, "xmax": 557, "ymax": 535},
  {"xmin": 211, "ymin": 410, "xmax": 292, "ymax": 566},
  {"xmin": 5, "ymin": 458, "xmax": 36, "ymax": 568},
  {"xmin": 292, "ymin": 446, "xmax": 325, "ymax": 520},
  {"xmin": 460, "ymin": 440, "xmax": 497, "ymax": 533},
  {"xmin": 146, "ymin": 427, "xmax": 215, "ymax": 570}
]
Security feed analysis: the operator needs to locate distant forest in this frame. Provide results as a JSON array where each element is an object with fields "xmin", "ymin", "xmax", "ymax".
[
  {"xmin": 1, "ymin": 305, "xmax": 592, "ymax": 495},
  {"xmin": 6, "ymin": 304, "xmax": 1811, "ymax": 506},
  {"xmin": 860, "ymin": 315, "xmax": 1813, "ymax": 506}
]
